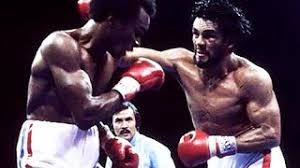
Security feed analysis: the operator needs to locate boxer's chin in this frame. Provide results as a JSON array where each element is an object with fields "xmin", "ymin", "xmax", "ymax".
[{"xmin": 194, "ymin": 54, "xmax": 210, "ymax": 68}]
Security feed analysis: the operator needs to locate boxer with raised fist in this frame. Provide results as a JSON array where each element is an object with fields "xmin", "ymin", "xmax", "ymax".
[
  {"xmin": 16, "ymin": 0, "xmax": 157, "ymax": 167},
  {"xmin": 124, "ymin": 0, "xmax": 287, "ymax": 167}
]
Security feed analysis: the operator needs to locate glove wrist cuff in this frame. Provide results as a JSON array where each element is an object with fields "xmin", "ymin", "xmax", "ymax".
[
  {"xmin": 112, "ymin": 76, "xmax": 141, "ymax": 101},
  {"xmin": 209, "ymin": 136, "xmax": 237, "ymax": 158}
]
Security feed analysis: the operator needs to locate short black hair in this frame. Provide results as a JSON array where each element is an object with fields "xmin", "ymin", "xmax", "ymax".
[
  {"xmin": 192, "ymin": 0, "xmax": 252, "ymax": 44},
  {"xmin": 89, "ymin": 0, "xmax": 156, "ymax": 23}
]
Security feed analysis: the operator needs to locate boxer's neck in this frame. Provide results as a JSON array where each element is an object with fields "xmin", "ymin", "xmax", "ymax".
[{"xmin": 202, "ymin": 53, "xmax": 238, "ymax": 87}]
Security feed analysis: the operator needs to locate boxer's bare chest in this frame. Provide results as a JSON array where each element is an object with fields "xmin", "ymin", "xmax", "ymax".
[{"xmin": 177, "ymin": 64, "xmax": 250, "ymax": 135}]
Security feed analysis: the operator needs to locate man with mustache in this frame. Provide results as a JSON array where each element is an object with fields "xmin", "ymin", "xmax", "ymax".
[
  {"xmin": 105, "ymin": 102, "xmax": 176, "ymax": 168},
  {"xmin": 122, "ymin": 0, "xmax": 287, "ymax": 167}
]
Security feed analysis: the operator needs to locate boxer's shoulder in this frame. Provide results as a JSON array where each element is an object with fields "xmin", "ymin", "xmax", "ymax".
[
  {"xmin": 238, "ymin": 65, "xmax": 271, "ymax": 86},
  {"xmin": 39, "ymin": 31, "xmax": 81, "ymax": 67},
  {"xmin": 161, "ymin": 48, "xmax": 194, "ymax": 67},
  {"xmin": 164, "ymin": 47, "xmax": 193, "ymax": 58},
  {"xmin": 234, "ymin": 59, "xmax": 273, "ymax": 99},
  {"xmin": 233, "ymin": 56, "xmax": 271, "ymax": 86},
  {"xmin": 42, "ymin": 31, "xmax": 74, "ymax": 47}
]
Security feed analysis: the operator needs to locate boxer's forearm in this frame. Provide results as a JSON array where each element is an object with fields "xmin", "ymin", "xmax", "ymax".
[
  {"xmin": 74, "ymin": 91, "xmax": 123, "ymax": 130},
  {"xmin": 236, "ymin": 124, "xmax": 280, "ymax": 153}
]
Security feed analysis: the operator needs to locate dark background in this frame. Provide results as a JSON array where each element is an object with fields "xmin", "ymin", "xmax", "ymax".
[{"xmin": 2, "ymin": 0, "xmax": 300, "ymax": 167}]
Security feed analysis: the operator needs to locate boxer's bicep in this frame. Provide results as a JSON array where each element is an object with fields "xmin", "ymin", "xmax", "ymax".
[
  {"xmin": 125, "ymin": 47, "xmax": 187, "ymax": 72},
  {"xmin": 245, "ymin": 70, "xmax": 280, "ymax": 135},
  {"xmin": 42, "ymin": 32, "xmax": 90, "ymax": 103},
  {"xmin": 237, "ymin": 70, "xmax": 281, "ymax": 152},
  {"xmin": 240, "ymin": 92, "xmax": 281, "ymax": 151},
  {"xmin": 40, "ymin": 33, "xmax": 122, "ymax": 128},
  {"xmin": 42, "ymin": 34, "xmax": 95, "ymax": 116},
  {"xmin": 51, "ymin": 65, "xmax": 93, "ymax": 109},
  {"xmin": 246, "ymin": 91, "xmax": 281, "ymax": 139},
  {"xmin": 161, "ymin": 48, "xmax": 189, "ymax": 72}
]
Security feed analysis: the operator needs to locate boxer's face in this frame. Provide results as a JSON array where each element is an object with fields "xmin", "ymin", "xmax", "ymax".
[
  {"xmin": 192, "ymin": 17, "xmax": 230, "ymax": 68},
  {"xmin": 112, "ymin": 108, "xmax": 137, "ymax": 141},
  {"xmin": 108, "ymin": 7, "xmax": 150, "ymax": 58}
]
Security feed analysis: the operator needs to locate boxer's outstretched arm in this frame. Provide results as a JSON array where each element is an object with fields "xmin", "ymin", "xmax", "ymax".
[
  {"xmin": 237, "ymin": 67, "xmax": 281, "ymax": 152},
  {"xmin": 122, "ymin": 47, "xmax": 193, "ymax": 73},
  {"xmin": 41, "ymin": 32, "xmax": 123, "ymax": 130}
]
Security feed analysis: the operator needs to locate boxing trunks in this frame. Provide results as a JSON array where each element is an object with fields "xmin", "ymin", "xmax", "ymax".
[
  {"xmin": 207, "ymin": 146, "xmax": 286, "ymax": 168},
  {"xmin": 16, "ymin": 120, "xmax": 100, "ymax": 168}
]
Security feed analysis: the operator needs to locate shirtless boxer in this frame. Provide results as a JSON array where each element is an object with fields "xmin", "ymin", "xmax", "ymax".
[
  {"xmin": 15, "ymin": 0, "xmax": 165, "ymax": 167},
  {"xmin": 123, "ymin": 0, "xmax": 287, "ymax": 167}
]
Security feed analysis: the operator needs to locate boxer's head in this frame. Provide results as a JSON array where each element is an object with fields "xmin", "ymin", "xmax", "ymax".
[
  {"xmin": 89, "ymin": 0, "xmax": 156, "ymax": 23},
  {"xmin": 191, "ymin": 0, "xmax": 252, "ymax": 68},
  {"xmin": 89, "ymin": 0, "xmax": 156, "ymax": 57},
  {"xmin": 111, "ymin": 102, "xmax": 141, "ymax": 141}
]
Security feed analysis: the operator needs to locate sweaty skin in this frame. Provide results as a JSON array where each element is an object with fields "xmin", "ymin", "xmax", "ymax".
[
  {"xmin": 27, "ymin": 31, "xmax": 119, "ymax": 124},
  {"xmin": 26, "ymin": 7, "xmax": 151, "ymax": 130},
  {"xmin": 122, "ymin": 17, "xmax": 281, "ymax": 153}
]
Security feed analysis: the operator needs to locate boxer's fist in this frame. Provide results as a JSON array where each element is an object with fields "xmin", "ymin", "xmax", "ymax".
[
  {"xmin": 111, "ymin": 145, "xmax": 139, "ymax": 168},
  {"xmin": 99, "ymin": 123, "xmax": 139, "ymax": 168},
  {"xmin": 177, "ymin": 129, "xmax": 237, "ymax": 167},
  {"xmin": 103, "ymin": 137, "xmax": 139, "ymax": 168},
  {"xmin": 113, "ymin": 58, "xmax": 165, "ymax": 100},
  {"xmin": 77, "ymin": 0, "xmax": 91, "ymax": 21},
  {"xmin": 177, "ymin": 130, "xmax": 210, "ymax": 167}
]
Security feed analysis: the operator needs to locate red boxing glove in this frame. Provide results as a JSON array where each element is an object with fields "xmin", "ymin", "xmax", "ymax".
[
  {"xmin": 99, "ymin": 123, "xmax": 139, "ymax": 168},
  {"xmin": 177, "ymin": 129, "xmax": 237, "ymax": 167},
  {"xmin": 111, "ymin": 146, "xmax": 139, "ymax": 168},
  {"xmin": 77, "ymin": 0, "xmax": 91, "ymax": 21},
  {"xmin": 113, "ymin": 58, "xmax": 165, "ymax": 100}
]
